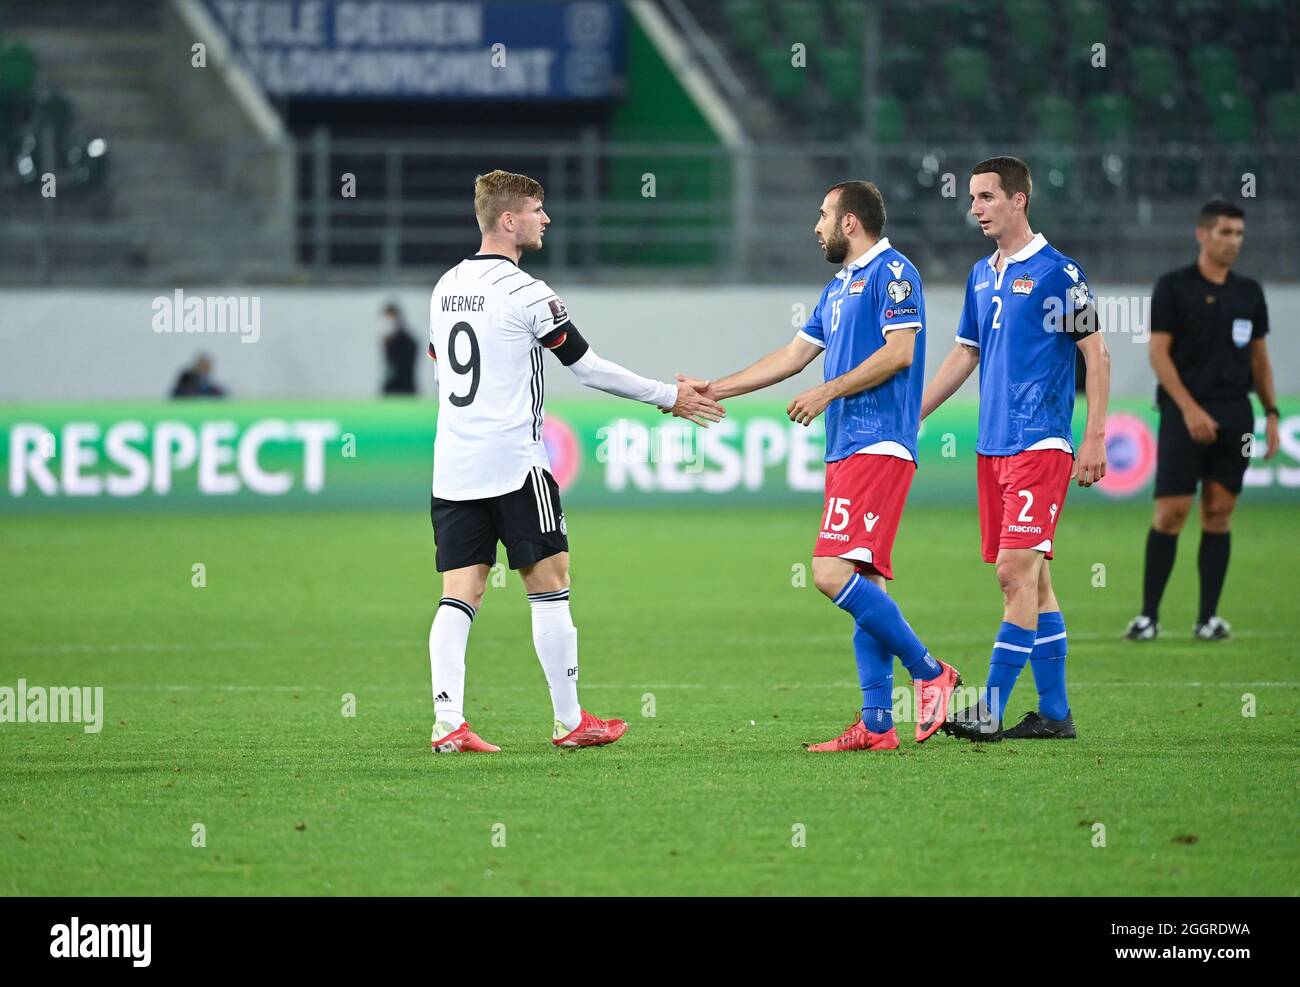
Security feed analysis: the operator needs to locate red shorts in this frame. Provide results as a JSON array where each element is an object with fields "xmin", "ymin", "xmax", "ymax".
[
  {"xmin": 977, "ymin": 449, "xmax": 1073, "ymax": 563},
  {"xmin": 813, "ymin": 453, "xmax": 915, "ymax": 580}
]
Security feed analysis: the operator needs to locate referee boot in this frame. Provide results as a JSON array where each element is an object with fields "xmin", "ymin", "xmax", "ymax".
[
  {"xmin": 1194, "ymin": 616, "xmax": 1232, "ymax": 641},
  {"xmin": 1124, "ymin": 615, "xmax": 1159, "ymax": 641},
  {"xmin": 998, "ymin": 710, "xmax": 1077, "ymax": 740}
]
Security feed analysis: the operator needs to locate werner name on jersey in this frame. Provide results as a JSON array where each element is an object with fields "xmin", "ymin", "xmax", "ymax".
[{"xmin": 429, "ymin": 255, "xmax": 683, "ymax": 502}]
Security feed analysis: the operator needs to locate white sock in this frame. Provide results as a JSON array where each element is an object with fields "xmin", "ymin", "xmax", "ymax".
[
  {"xmin": 528, "ymin": 590, "xmax": 581, "ymax": 735},
  {"xmin": 430, "ymin": 597, "xmax": 475, "ymax": 734}
]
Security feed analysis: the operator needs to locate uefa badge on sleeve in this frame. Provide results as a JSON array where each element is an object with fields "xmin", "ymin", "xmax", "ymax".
[
  {"xmin": 885, "ymin": 260, "xmax": 911, "ymax": 302},
  {"xmin": 885, "ymin": 278, "xmax": 911, "ymax": 302}
]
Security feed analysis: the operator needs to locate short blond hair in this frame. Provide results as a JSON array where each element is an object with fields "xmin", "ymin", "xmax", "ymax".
[{"xmin": 474, "ymin": 170, "xmax": 545, "ymax": 233}]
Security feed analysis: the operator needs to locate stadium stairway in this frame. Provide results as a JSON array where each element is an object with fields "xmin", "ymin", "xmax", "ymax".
[
  {"xmin": 663, "ymin": 0, "xmax": 836, "ymax": 280},
  {"xmin": 1, "ymin": 0, "xmax": 292, "ymax": 284}
]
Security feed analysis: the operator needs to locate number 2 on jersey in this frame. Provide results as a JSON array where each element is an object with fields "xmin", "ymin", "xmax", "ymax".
[{"xmin": 447, "ymin": 321, "xmax": 480, "ymax": 406}]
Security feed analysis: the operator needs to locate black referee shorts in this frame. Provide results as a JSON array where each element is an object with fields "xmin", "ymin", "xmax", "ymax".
[
  {"xmin": 1154, "ymin": 399, "xmax": 1255, "ymax": 498},
  {"xmin": 430, "ymin": 466, "xmax": 568, "ymax": 572}
]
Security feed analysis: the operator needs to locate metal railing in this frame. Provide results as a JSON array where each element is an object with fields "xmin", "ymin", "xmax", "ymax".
[{"xmin": 3, "ymin": 136, "xmax": 1297, "ymax": 285}]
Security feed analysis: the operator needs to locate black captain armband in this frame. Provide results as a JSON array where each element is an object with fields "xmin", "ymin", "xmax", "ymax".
[
  {"xmin": 539, "ymin": 322, "xmax": 590, "ymax": 367},
  {"xmin": 1065, "ymin": 304, "xmax": 1100, "ymax": 340}
]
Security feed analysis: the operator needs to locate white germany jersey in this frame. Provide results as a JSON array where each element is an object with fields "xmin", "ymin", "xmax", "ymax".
[{"xmin": 429, "ymin": 254, "xmax": 570, "ymax": 501}]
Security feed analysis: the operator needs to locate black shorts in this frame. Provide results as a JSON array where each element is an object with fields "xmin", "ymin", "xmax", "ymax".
[
  {"xmin": 1154, "ymin": 399, "xmax": 1254, "ymax": 498},
  {"xmin": 430, "ymin": 466, "xmax": 568, "ymax": 572}
]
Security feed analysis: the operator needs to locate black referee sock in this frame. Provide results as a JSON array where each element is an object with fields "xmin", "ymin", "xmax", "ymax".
[
  {"xmin": 1198, "ymin": 530, "xmax": 1231, "ymax": 625},
  {"xmin": 1142, "ymin": 528, "xmax": 1179, "ymax": 621}
]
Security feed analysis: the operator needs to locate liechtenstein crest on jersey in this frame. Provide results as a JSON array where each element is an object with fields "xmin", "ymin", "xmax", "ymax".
[
  {"xmin": 849, "ymin": 277, "xmax": 867, "ymax": 295},
  {"xmin": 1011, "ymin": 276, "xmax": 1035, "ymax": 295}
]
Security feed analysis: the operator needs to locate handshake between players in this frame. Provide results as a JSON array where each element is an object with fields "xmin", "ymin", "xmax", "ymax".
[{"xmin": 426, "ymin": 159, "xmax": 1108, "ymax": 753}]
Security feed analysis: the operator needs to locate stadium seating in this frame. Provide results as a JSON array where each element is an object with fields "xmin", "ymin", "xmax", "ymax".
[
  {"xmin": 1130, "ymin": 46, "xmax": 1182, "ymax": 108},
  {"xmin": 820, "ymin": 46, "xmax": 860, "ymax": 109},
  {"xmin": 1239, "ymin": 0, "xmax": 1287, "ymax": 45},
  {"xmin": 721, "ymin": 0, "xmax": 767, "ymax": 52},
  {"xmin": 943, "ymin": 47, "xmax": 991, "ymax": 108},
  {"xmin": 873, "ymin": 95, "xmax": 905, "ymax": 144},
  {"xmin": 0, "ymin": 40, "xmax": 37, "ymax": 97},
  {"xmin": 1207, "ymin": 91, "xmax": 1255, "ymax": 143},
  {"xmin": 1032, "ymin": 94, "xmax": 1079, "ymax": 145},
  {"xmin": 687, "ymin": 0, "xmax": 1298, "ymax": 146},
  {"xmin": 1003, "ymin": 2, "xmax": 1053, "ymax": 95},
  {"xmin": 1067, "ymin": 0, "xmax": 1110, "ymax": 53},
  {"xmin": 757, "ymin": 46, "xmax": 807, "ymax": 103},
  {"xmin": 1253, "ymin": 47, "xmax": 1296, "ymax": 97},
  {"xmin": 1007, "ymin": 0, "xmax": 1054, "ymax": 53},
  {"xmin": 777, "ymin": 0, "xmax": 826, "ymax": 42},
  {"xmin": 1087, "ymin": 93, "xmax": 1136, "ymax": 142},
  {"xmin": 1189, "ymin": 45, "xmax": 1241, "ymax": 106},
  {"xmin": 0, "ymin": 34, "xmax": 108, "ymax": 194},
  {"xmin": 1066, "ymin": 0, "xmax": 1110, "ymax": 96},
  {"xmin": 1265, "ymin": 90, "xmax": 1300, "ymax": 141}
]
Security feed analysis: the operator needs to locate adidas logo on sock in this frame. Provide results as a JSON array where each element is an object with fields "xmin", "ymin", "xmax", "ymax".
[{"xmin": 434, "ymin": 691, "xmax": 450, "ymax": 703}]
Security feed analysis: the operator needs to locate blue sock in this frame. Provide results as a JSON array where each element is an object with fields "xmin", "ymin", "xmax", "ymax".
[
  {"xmin": 985, "ymin": 621, "xmax": 1036, "ymax": 721},
  {"xmin": 853, "ymin": 624, "xmax": 894, "ymax": 732},
  {"xmin": 833, "ymin": 572, "xmax": 942, "ymax": 681},
  {"xmin": 1029, "ymin": 611, "xmax": 1070, "ymax": 720}
]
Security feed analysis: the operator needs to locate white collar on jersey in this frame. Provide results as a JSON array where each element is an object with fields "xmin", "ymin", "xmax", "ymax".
[
  {"xmin": 837, "ymin": 237, "xmax": 892, "ymax": 279},
  {"xmin": 987, "ymin": 231, "xmax": 1048, "ymax": 269}
]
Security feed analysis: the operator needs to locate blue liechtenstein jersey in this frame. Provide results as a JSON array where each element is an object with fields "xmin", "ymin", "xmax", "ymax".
[
  {"xmin": 955, "ymin": 234, "xmax": 1094, "ymax": 456},
  {"xmin": 798, "ymin": 238, "xmax": 927, "ymax": 462}
]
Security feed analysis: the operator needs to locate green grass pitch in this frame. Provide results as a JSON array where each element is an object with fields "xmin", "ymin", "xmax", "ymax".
[{"xmin": 1, "ymin": 502, "xmax": 1296, "ymax": 896}]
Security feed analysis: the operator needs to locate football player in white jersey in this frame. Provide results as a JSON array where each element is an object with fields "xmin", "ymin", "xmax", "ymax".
[{"xmin": 426, "ymin": 169, "xmax": 723, "ymax": 753}]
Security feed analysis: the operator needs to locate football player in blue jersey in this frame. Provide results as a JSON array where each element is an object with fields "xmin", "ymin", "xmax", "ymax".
[
  {"xmin": 923, "ymin": 156, "xmax": 1111, "ymax": 741},
  {"xmin": 680, "ymin": 181, "xmax": 960, "ymax": 751}
]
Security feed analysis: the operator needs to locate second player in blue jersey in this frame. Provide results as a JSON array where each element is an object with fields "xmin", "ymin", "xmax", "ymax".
[{"xmin": 955, "ymin": 233, "xmax": 1095, "ymax": 456}]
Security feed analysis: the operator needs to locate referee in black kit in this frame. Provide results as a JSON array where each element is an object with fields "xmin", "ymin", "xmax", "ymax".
[{"xmin": 1125, "ymin": 201, "xmax": 1280, "ymax": 642}]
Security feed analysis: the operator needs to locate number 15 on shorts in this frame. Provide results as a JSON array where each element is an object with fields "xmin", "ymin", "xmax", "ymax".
[{"xmin": 823, "ymin": 497, "xmax": 851, "ymax": 531}]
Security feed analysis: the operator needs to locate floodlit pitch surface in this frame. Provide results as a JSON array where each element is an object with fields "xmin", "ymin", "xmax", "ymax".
[{"xmin": 1, "ymin": 503, "xmax": 1295, "ymax": 895}]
